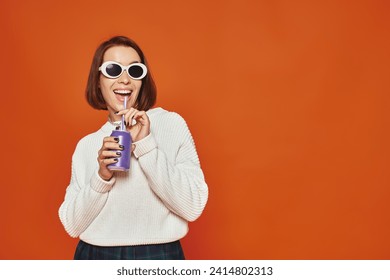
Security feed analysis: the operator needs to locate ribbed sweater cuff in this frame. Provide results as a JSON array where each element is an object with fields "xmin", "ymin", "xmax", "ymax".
[
  {"xmin": 133, "ymin": 133, "xmax": 157, "ymax": 159},
  {"xmin": 90, "ymin": 170, "xmax": 115, "ymax": 193}
]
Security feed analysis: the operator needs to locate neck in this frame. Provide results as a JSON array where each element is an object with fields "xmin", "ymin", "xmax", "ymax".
[
  {"xmin": 108, "ymin": 115, "xmax": 122, "ymax": 125},
  {"xmin": 107, "ymin": 109, "xmax": 121, "ymax": 122}
]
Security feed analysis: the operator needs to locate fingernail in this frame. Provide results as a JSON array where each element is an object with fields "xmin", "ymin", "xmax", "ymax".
[
  {"xmin": 124, "ymin": 121, "xmax": 127, "ymax": 126},
  {"xmin": 114, "ymin": 137, "xmax": 119, "ymax": 142},
  {"xmin": 119, "ymin": 145, "xmax": 124, "ymax": 150},
  {"xmin": 116, "ymin": 152, "xmax": 121, "ymax": 156},
  {"xmin": 115, "ymin": 126, "xmax": 120, "ymax": 130},
  {"xmin": 114, "ymin": 158, "xmax": 118, "ymax": 162}
]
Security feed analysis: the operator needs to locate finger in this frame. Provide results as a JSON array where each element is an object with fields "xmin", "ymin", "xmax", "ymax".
[
  {"xmin": 124, "ymin": 108, "xmax": 138, "ymax": 127},
  {"xmin": 114, "ymin": 109, "xmax": 130, "ymax": 116},
  {"xmin": 133, "ymin": 111, "xmax": 149, "ymax": 126},
  {"xmin": 102, "ymin": 141, "xmax": 124, "ymax": 151},
  {"xmin": 102, "ymin": 136, "xmax": 113, "ymax": 142},
  {"xmin": 100, "ymin": 150, "xmax": 122, "ymax": 159},
  {"xmin": 99, "ymin": 157, "xmax": 119, "ymax": 166},
  {"xmin": 103, "ymin": 136, "xmax": 120, "ymax": 144}
]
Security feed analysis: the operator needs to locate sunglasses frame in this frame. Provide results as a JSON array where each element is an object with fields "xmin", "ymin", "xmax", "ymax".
[{"xmin": 99, "ymin": 61, "xmax": 148, "ymax": 80}]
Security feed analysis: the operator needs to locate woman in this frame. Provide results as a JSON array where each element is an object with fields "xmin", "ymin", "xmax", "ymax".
[{"xmin": 58, "ymin": 36, "xmax": 208, "ymax": 260}]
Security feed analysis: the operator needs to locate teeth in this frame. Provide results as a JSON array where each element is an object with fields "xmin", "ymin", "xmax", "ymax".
[{"xmin": 114, "ymin": 90, "xmax": 131, "ymax": 95}]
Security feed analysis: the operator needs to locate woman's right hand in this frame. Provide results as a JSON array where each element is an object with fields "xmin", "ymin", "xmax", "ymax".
[{"xmin": 97, "ymin": 136, "xmax": 124, "ymax": 181}]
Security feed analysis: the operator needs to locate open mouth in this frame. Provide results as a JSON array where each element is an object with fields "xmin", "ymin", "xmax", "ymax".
[{"xmin": 113, "ymin": 89, "xmax": 132, "ymax": 96}]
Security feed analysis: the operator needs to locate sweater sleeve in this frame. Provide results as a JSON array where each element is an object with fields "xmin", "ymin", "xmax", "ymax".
[
  {"xmin": 58, "ymin": 145, "xmax": 116, "ymax": 238},
  {"xmin": 133, "ymin": 113, "xmax": 208, "ymax": 222}
]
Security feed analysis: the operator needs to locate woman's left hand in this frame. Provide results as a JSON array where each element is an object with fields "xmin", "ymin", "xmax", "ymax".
[{"xmin": 117, "ymin": 108, "xmax": 150, "ymax": 142}]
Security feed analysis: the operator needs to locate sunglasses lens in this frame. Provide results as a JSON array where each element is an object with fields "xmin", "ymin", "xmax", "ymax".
[
  {"xmin": 105, "ymin": 63, "xmax": 122, "ymax": 77},
  {"xmin": 128, "ymin": 65, "xmax": 145, "ymax": 79}
]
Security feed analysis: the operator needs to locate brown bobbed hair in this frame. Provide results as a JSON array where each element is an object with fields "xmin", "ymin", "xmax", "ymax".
[{"xmin": 86, "ymin": 36, "xmax": 157, "ymax": 111}]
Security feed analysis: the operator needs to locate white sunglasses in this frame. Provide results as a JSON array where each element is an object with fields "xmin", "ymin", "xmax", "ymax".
[{"xmin": 99, "ymin": 61, "xmax": 147, "ymax": 80}]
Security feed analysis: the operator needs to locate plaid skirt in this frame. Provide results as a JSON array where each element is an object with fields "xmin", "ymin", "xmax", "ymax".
[{"xmin": 74, "ymin": 240, "xmax": 185, "ymax": 260}]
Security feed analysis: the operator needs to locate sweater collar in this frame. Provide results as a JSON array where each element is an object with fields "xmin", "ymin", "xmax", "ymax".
[{"xmin": 99, "ymin": 107, "xmax": 163, "ymax": 133}]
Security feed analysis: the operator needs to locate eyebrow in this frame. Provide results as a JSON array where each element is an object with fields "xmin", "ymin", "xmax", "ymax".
[{"xmin": 103, "ymin": 60, "xmax": 141, "ymax": 65}]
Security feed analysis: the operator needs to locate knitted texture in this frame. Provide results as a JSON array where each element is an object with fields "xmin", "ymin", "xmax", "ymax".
[{"xmin": 59, "ymin": 107, "xmax": 208, "ymax": 246}]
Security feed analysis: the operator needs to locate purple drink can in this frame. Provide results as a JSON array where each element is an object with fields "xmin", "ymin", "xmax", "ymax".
[{"xmin": 107, "ymin": 130, "xmax": 132, "ymax": 171}]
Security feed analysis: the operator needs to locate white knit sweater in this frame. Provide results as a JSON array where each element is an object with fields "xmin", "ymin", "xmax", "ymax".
[{"xmin": 58, "ymin": 107, "xmax": 208, "ymax": 246}]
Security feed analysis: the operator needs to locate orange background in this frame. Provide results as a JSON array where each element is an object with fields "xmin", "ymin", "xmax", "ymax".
[{"xmin": 1, "ymin": 0, "xmax": 389, "ymax": 259}]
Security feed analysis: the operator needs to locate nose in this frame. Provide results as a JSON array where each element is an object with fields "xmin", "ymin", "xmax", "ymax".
[{"xmin": 117, "ymin": 71, "xmax": 131, "ymax": 84}]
